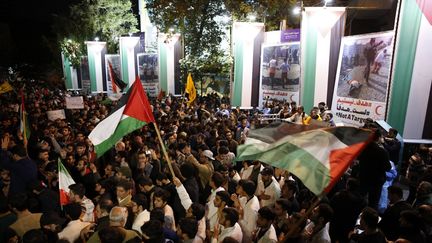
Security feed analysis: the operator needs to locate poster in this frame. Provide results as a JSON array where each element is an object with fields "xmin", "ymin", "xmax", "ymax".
[
  {"xmin": 105, "ymin": 54, "xmax": 121, "ymax": 94},
  {"xmin": 331, "ymin": 31, "xmax": 394, "ymax": 126},
  {"xmin": 65, "ymin": 96, "xmax": 84, "ymax": 109},
  {"xmin": 137, "ymin": 53, "xmax": 159, "ymax": 97},
  {"xmin": 47, "ymin": 109, "xmax": 66, "ymax": 121},
  {"xmin": 80, "ymin": 56, "xmax": 91, "ymax": 94},
  {"xmin": 259, "ymin": 42, "xmax": 300, "ymax": 107},
  {"xmin": 195, "ymin": 74, "xmax": 230, "ymax": 97}
]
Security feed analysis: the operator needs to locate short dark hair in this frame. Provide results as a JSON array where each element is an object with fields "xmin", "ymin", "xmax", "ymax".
[
  {"xmin": 136, "ymin": 175, "xmax": 153, "ymax": 187},
  {"xmin": 275, "ymin": 199, "xmax": 291, "ymax": 212},
  {"xmin": 153, "ymin": 188, "xmax": 170, "ymax": 203},
  {"xmin": 361, "ymin": 207, "xmax": 379, "ymax": 229},
  {"xmin": 64, "ymin": 202, "xmax": 82, "ymax": 220},
  {"xmin": 284, "ymin": 180, "xmax": 299, "ymax": 194},
  {"xmin": 9, "ymin": 193, "xmax": 28, "ymax": 211},
  {"xmin": 258, "ymin": 206, "xmax": 276, "ymax": 221},
  {"xmin": 99, "ymin": 226, "xmax": 125, "ymax": 243},
  {"xmin": 117, "ymin": 179, "xmax": 133, "ymax": 191},
  {"xmin": 212, "ymin": 172, "xmax": 225, "ymax": 188},
  {"xmin": 238, "ymin": 179, "xmax": 256, "ymax": 196},
  {"xmin": 222, "ymin": 207, "xmax": 239, "ymax": 226},
  {"xmin": 388, "ymin": 185, "xmax": 403, "ymax": 199},
  {"xmin": 216, "ymin": 191, "xmax": 232, "ymax": 207},
  {"xmin": 180, "ymin": 163, "xmax": 197, "ymax": 179},
  {"xmin": 178, "ymin": 218, "xmax": 198, "ymax": 239},
  {"xmin": 141, "ymin": 220, "xmax": 164, "ymax": 243},
  {"xmin": 218, "ymin": 146, "xmax": 229, "ymax": 155},
  {"xmin": 69, "ymin": 183, "xmax": 86, "ymax": 198},
  {"xmin": 132, "ymin": 193, "xmax": 148, "ymax": 210},
  {"xmin": 11, "ymin": 144, "xmax": 27, "ymax": 157},
  {"xmin": 98, "ymin": 199, "xmax": 114, "ymax": 214},
  {"xmin": 190, "ymin": 202, "xmax": 205, "ymax": 221},
  {"xmin": 317, "ymin": 203, "xmax": 333, "ymax": 223},
  {"xmin": 22, "ymin": 229, "xmax": 47, "ymax": 243},
  {"xmin": 150, "ymin": 208, "xmax": 165, "ymax": 223}
]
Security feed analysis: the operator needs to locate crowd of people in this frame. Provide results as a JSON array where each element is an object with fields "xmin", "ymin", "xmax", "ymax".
[{"xmin": 0, "ymin": 77, "xmax": 432, "ymax": 243}]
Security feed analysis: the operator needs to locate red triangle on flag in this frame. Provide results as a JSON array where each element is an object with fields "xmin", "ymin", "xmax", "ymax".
[{"xmin": 123, "ymin": 77, "xmax": 155, "ymax": 123}]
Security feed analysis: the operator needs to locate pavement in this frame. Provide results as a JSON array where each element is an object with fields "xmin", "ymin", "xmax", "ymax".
[{"xmin": 337, "ymin": 65, "xmax": 390, "ymax": 102}]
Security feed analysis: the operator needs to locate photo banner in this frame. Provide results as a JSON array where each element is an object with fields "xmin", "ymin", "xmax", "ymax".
[
  {"xmin": 331, "ymin": 31, "xmax": 394, "ymax": 127},
  {"xmin": 137, "ymin": 53, "xmax": 159, "ymax": 97},
  {"xmin": 105, "ymin": 54, "xmax": 121, "ymax": 94},
  {"xmin": 80, "ymin": 56, "xmax": 91, "ymax": 94},
  {"xmin": 259, "ymin": 42, "xmax": 300, "ymax": 106}
]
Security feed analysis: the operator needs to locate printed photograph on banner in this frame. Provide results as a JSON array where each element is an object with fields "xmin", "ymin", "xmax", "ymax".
[
  {"xmin": 195, "ymin": 74, "xmax": 230, "ymax": 97},
  {"xmin": 80, "ymin": 56, "xmax": 91, "ymax": 95},
  {"xmin": 331, "ymin": 31, "xmax": 394, "ymax": 127},
  {"xmin": 259, "ymin": 42, "xmax": 300, "ymax": 107},
  {"xmin": 105, "ymin": 54, "xmax": 122, "ymax": 94},
  {"xmin": 137, "ymin": 53, "xmax": 159, "ymax": 97}
]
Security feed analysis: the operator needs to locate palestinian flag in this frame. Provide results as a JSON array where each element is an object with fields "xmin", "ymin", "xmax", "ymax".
[
  {"xmin": 236, "ymin": 123, "xmax": 373, "ymax": 195},
  {"xmin": 108, "ymin": 61, "xmax": 127, "ymax": 93},
  {"xmin": 89, "ymin": 77, "xmax": 155, "ymax": 157},
  {"xmin": 58, "ymin": 159, "xmax": 75, "ymax": 206}
]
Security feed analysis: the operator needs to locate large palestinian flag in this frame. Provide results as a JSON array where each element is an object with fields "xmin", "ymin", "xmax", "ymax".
[
  {"xmin": 236, "ymin": 123, "xmax": 373, "ymax": 195},
  {"xmin": 89, "ymin": 77, "xmax": 155, "ymax": 157}
]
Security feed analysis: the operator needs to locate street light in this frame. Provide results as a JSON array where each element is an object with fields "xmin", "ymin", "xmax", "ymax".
[
  {"xmin": 324, "ymin": 0, "xmax": 332, "ymax": 7},
  {"xmin": 293, "ymin": 7, "xmax": 301, "ymax": 15},
  {"xmin": 94, "ymin": 37, "xmax": 100, "ymax": 42}
]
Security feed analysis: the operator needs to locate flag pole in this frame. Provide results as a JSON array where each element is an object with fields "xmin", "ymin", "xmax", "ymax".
[
  {"xmin": 152, "ymin": 122, "xmax": 175, "ymax": 178},
  {"xmin": 283, "ymin": 193, "xmax": 324, "ymax": 240}
]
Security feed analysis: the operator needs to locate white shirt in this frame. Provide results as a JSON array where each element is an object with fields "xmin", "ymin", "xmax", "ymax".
[
  {"xmin": 193, "ymin": 217, "xmax": 207, "ymax": 243},
  {"xmin": 257, "ymin": 225, "xmax": 278, "ymax": 243},
  {"xmin": 207, "ymin": 187, "xmax": 226, "ymax": 232},
  {"xmin": 132, "ymin": 209, "xmax": 150, "ymax": 234},
  {"xmin": 239, "ymin": 195, "xmax": 260, "ymax": 242},
  {"xmin": 305, "ymin": 222, "xmax": 331, "ymax": 243},
  {"xmin": 256, "ymin": 177, "xmax": 281, "ymax": 207},
  {"xmin": 58, "ymin": 220, "xmax": 91, "ymax": 243},
  {"xmin": 212, "ymin": 223, "xmax": 243, "ymax": 243},
  {"xmin": 81, "ymin": 197, "xmax": 95, "ymax": 222}
]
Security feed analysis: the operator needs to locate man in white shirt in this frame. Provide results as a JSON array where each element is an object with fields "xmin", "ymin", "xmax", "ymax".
[
  {"xmin": 131, "ymin": 193, "xmax": 150, "ymax": 234},
  {"xmin": 207, "ymin": 172, "xmax": 226, "ymax": 232},
  {"xmin": 256, "ymin": 166, "xmax": 281, "ymax": 207},
  {"xmin": 58, "ymin": 203, "xmax": 91, "ymax": 242},
  {"xmin": 304, "ymin": 203, "xmax": 333, "ymax": 243},
  {"xmin": 212, "ymin": 207, "xmax": 243, "ymax": 243},
  {"xmin": 231, "ymin": 179, "xmax": 260, "ymax": 242},
  {"xmin": 254, "ymin": 206, "xmax": 278, "ymax": 243},
  {"xmin": 68, "ymin": 183, "xmax": 95, "ymax": 222}
]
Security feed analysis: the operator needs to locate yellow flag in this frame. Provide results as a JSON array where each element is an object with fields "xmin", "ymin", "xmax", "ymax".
[
  {"xmin": 185, "ymin": 73, "xmax": 196, "ymax": 106},
  {"xmin": 0, "ymin": 81, "xmax": 13, "ymax": 94}
]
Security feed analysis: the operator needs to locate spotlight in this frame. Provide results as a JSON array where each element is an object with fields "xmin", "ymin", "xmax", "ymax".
[
  {"xmin": 94, "ymin": 37, "xmax": 99, "ymax": 42},
  {"xmin": 293, "ymin": 7, "xmax": 301, "ymax": 15}
]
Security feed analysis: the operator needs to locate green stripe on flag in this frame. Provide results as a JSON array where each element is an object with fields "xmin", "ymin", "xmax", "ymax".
[
  {"xmin": 237, "ymin": 137, "xmax": 331, "ymax": 195},
  {"xmin": 232, "ymin": 41, "xmax": 244, "ymax": 107},
  {"xmin": 94, "ymin": 116, "xmax": 147, "ymax": 157},
  {"xmin": 387, "ymin": 0, "xmax": 422, "ymax": 134},
  {"xmin": 302, "ymin": 14, "xmax": 318, "ymax": 112}
]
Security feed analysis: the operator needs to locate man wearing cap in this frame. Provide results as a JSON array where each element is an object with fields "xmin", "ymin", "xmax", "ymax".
[
  {"xmin": 256, "ymin": 166, "xmax": 281, "ymax": 207},
  {"xmin": 182, "ymin": 144, "xmax": 214, "ymax": 190}
]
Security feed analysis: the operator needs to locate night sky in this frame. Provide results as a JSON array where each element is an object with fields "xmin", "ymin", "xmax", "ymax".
[{"xmin": 0, "ymin": 0, "xmax": 77, "ymax": 67}]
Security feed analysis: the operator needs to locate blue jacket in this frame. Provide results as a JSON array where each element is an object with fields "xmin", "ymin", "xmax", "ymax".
[{"xmin": 0, "ymin": 150, "xmax": 38, "ymax": 195}]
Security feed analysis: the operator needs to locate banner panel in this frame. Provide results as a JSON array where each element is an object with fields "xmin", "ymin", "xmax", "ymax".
[
  {"xmin": 65, "ymin": 96, "xmax": 84, "ymax": 109},
  {"xmin": 80, "ymin": 56, "xmax": 91, "ymax": 94},
  {"xmin": 137, "ymin": 53, "xmax": 159, "ymax": 97},
  {"xmin": 331, "ymin": 32, "xmax": 394, "ymax": 126},
  {"xmin": 105, "ymin": 54, "xmax": 121, "ymax": 94},
  {"xmin": 259, "ymin": 42, "xmax": 300, "ymax": 107}
]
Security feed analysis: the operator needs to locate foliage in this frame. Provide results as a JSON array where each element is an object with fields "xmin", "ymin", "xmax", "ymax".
[
  {"xmin": 146, "ymin": 0, "xmax": 230, "ymax": 78},
  {"xmin": 60, "ymin": 39, "xmax": 84, "ymax": 68},
  {"xmin": 53, "ymin": 0, "xmax": 139, "ymax": 55}
]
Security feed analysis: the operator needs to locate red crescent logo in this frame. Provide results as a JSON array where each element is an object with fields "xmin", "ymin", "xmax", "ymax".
[{"xmin": 375, "ymin": 105, "xmax": 383, "ymax": 116}]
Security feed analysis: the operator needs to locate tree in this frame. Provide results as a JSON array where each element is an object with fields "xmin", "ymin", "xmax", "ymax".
[{"xmin": 53, "ymin": 0, "xmax": 138, "ymax": 67}]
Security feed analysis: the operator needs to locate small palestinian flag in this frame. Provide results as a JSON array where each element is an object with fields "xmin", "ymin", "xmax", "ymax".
[
  {"xmin": 108, "ymin": 61, "xmax": 127, "ymax": 93},
  {"xmin": 89, "ymin": 77, "xmax": 155, "ymax": 157},
  {"xmin": 236, "ymin": 123, "xmax": 373, "ymax": 195},
  {"xmin": 58, "ymin": 159, "xmax": 75, "ymax": 206}
]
